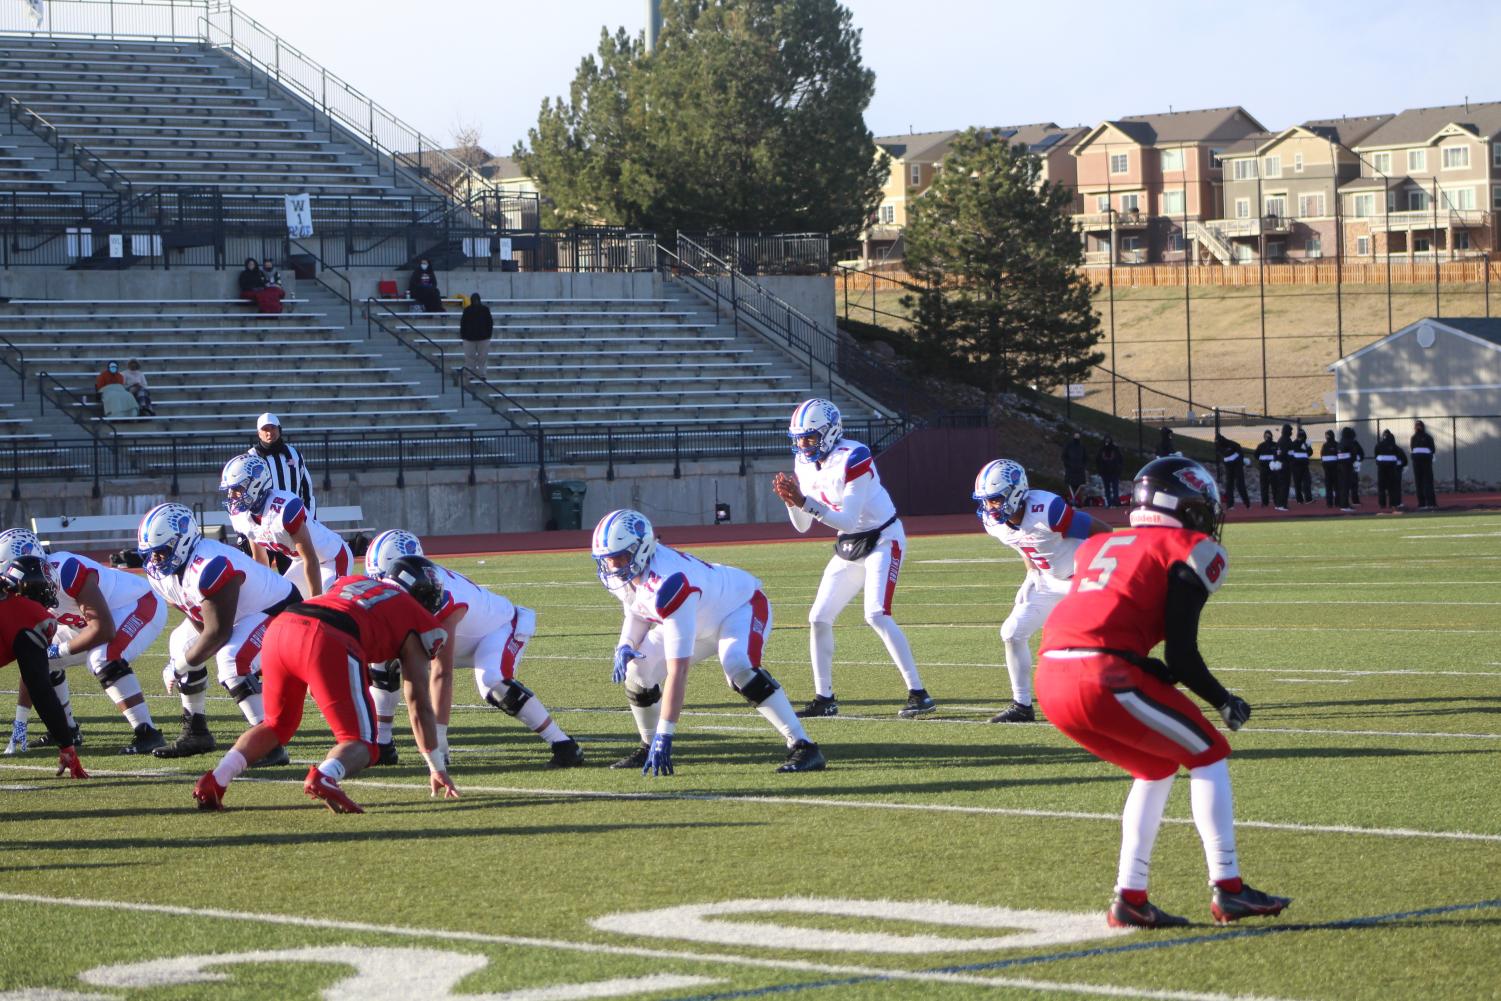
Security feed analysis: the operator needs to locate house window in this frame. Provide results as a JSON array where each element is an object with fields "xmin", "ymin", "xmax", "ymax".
[
  {"xmin": 1161, "ymin": 190, "xmax": 1184, "ymax": 215},
  {"xmin": 1441, "ymin": 187, "xmax": 1476, "ymax": 210},
  {"xmin": 1294, "ymin": 153, "xmax": 1304, "ymax": 173},
  {"xmin": 1160, "ymin": 148, "xmax": 1183, "ymax": 172},
  {"xmin": 1407, "ymin": 149, "xmax": 1427, "ymax": 172},
  {"xmin": 1442, "ymin": 145, "xmax": 1470, "ymax": 169},
  {"xmin": 910, "ymin": 163, "xmax": 921, "ymax": 186},
  {"xmin": 1120, "ymin": 193, "xmax": 1140, "ymax": 213},
  {"xmin": 1235, "ymin": 197, "xmax": 1251, "ymax": 219},
  {"xmin": 1356, "ymin": 235, "xmax": 1371, "ymax": 256},
  {"xmin": 1352, "ymin": 193, "xmax": 1375, "ymax": 217},
  {"xmin": 1494, "ymin": 144, "xmax": 1501, "ymax": 168},
  {"xmin": 1110, "ymin": 153, "xmax": 1129, "ymax": 174},
  {"xmin": 1232, "ymin": 158, "xmax": 1258, "ymax": 180},
  {"xmin": 1096, "ymin": 194, "xmax": 1109, "ymax": 212},
  {"xmin": 1493, "ymin": 185, "xmax": 1501, "ymax": 210},
  {"xmin": 1306, "ymin": 234, "xmax": 1322, "ymax": 256},
  {"xmin": 1371, "ymin": 151, "xmax": 1392, "ymax": 175},
  {"xmin": 1414, "ymin": 236, "xmax": 1432, "ymax": 253},
  {"xmin": 1121, "ymin": 235, "xmax": 1141, "ymax": 251},
  {"xmin": 879, "ymin": 204, "xmax": 895, "ymax": 224},
  {"xmin": 1264, "ymin": 155, "xmax": 1282, "ymax": 178},
  {"xmin": 1455, "ymin": 230, "xmax": 1471, "ymax": 250},
  {"xmin": 1264, "ymin": 195, "xmax": 1287, "ymax": 219},
  {"xmin": 1169, "ymin": 233, "xmax": 1186, "ymax": 253},
  {"xmin": 1267, "ymin": 241, "xmax": 1285, "ymax": 260},
  {"xmin": 1210, "ymin": 148, "xmax": 1225, "ymax": 169},
  {"xmin": 1297, "ymin": 193, "xmax": 1326, "ymax": 217},
  {"xmin": 1407, "ymin": 189, "xmax": 1429, "ymax": 211}
]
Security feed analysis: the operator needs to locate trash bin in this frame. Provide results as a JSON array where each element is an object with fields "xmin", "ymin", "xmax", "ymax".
[{"xmin": 543, "ymin": 479, "xmax": 587, "ymax": 531}]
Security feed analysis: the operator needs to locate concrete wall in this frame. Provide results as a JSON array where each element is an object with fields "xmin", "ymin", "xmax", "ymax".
[
  {"xmin": 1, "ymin": 458, "xmax": 793, "ymax": 538},
  {"xmin": 0, "ymin": 270, "xmax": 296, "ymax": 300}
]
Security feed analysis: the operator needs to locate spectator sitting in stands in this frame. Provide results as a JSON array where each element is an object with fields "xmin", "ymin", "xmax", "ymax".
[
  {"xmin": 261, "ymin": 258, "xmax": 283, "ymax": 288},
  {"xmin": 99, "ymin": 381, "xmax": 140, "ymax": 420},
  {"xmin": 238, "ymin": 257, "xmax": 284, "ymax": 314},
  {"xmin": 121, "ymin": 359, "xmax": 154, "ymax": 417},
  {"xmin": 94, "ymin": 360, "xmax": 124, "ymax": 401},
  {"xmin": 409, "ymin": 258, "xmax": 444, "ymax": 313}
]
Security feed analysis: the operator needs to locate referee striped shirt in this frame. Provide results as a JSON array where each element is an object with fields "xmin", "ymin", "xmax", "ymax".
[{"xmin": 249, "ymin": 441, "xmax": 317, "ymax": 516}]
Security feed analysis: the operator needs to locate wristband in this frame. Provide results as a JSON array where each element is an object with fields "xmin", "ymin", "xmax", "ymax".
[
  {"xmin": 656, "ymin": 720, "xmax": 677, "ymax": 737},
  {"xmin": 57, "ymin": 640, "xmax": 71, "ymax": 658},
  {"xmin": 421, "ymin": 750, "xmax": 441, "ymax": 773}
]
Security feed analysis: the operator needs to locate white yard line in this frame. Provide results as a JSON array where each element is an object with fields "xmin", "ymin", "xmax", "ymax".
[{"xmin": 0, "ymin": 892, "xmax": 1310, "ymax": 1001}]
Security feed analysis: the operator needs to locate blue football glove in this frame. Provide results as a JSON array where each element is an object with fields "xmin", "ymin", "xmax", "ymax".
[
  {"xmin": 611, "ymin": 644, "xmax": 643, "ymax": 684},
  {"xmin": 643, "ymin": 731, "xmax": 674, "ymax": 777},
  {"xmin": 46, "ymin": 643, "xmax": 62, "ymax": 661}
]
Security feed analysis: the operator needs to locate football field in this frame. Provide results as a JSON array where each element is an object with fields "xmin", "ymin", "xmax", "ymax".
[{"xmin": 3, "ymin": 513, "xmax": 1499, "ymax": 1001}]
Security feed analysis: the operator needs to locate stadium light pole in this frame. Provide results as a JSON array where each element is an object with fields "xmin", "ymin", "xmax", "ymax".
[
  {"xmin": 1181, "ymin": 143, "xmax": 1192, "ymax": 415},
  {"xmin": 1332, "ymin": 136, "xmax": 1394, "ymax": 335},
  {"xmin": 1256, "ymin": 152, "xmax": 1268, "ymax": 416}
]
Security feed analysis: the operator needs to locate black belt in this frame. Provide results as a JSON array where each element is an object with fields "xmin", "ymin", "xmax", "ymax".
[
  {"xmin": 262, "ymin": 584, "xmax": 302, "ymax": 618},
  {"xmin": 284, "ymin": 602, "xmax": 361, "ymax": 643},
  {"xmin": 838, "ymin": 513, "xmax": 898, "ymax": 544}
]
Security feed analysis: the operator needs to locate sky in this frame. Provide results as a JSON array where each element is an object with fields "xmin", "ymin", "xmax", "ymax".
[{"xmin": 232, "ymin": 0, "xmax": 1501, "ymax": 155}]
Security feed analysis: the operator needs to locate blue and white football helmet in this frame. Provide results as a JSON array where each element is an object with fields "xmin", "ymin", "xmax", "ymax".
[
  {"xmin": 365, "ymin": 529, "xmax": 424, "ymax": 579},
  {"xmin": 788, "ymin": 399, "xmax": 843, "ymax": 462},
  {"xmin": 591, "ymin": 509, "xmax": 657, "ymax": 589},
  {"xmin": 219, "ymin": 453, "xmax": 273, "ymax": 516},
  {"xmin": 0, "ymin": 528, "xmax": 45, "ymax": 564},
  {"xmin": 137, "ymin": 503, "xmax": 201, "ymax": 580},
  {"xmin": 973, "ymin": 459, "xmax": 1030, "ymax": 522}
]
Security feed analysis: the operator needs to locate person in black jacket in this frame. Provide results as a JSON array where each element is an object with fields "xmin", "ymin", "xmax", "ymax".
[
  {"xmin": 1216, "ymin": 434, "xmax": 1251, "ymax": 509},
  {"xmin": 459, "ymin": 292, "xmax": 494, "ymax": 381},
  {"xmin": 1320, "ymin": 430, "xmax": 1342, "ymax": 509},
  {"xmin": 1289, "ymin": 428, "xmax": 1313, "ymax": 504},
  {"xmin": 409, "ymin": 258, "xmax": 444, "ymax": 313},
  {"xmin": 1374, "ymin": 429, "xmax": 1408, "ymax": 512},
  {"xmin": 1410, "ymin": 420, "xmax": 1438, "ymax": 510},
  {"xmin": 1096, "ymin": 435, "xmax": 1124, "ymax": 507},
  {"xmin": 1061, "ymin": 432, "xmax": 1088, "ymax": 503},
  {"xmin": 1340, "ymin": 427, "xmax": 1365, "ymax": 507},
  {"xmin": 1272, "ymin": 424, "xmax": 1294, "ymax": 510},
  {"xmin": 1254, "ymin": 431, "xmax": 1278, "ymax": 508},
  {"xmin": 1155, "ymin": 427, "xmax": 1181, "ymax": 458}
]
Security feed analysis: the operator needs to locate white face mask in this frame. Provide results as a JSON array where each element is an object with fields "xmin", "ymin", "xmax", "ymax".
[{"xmin": 420, "ymin": 263, "xmax": 429, "ymax": 270}]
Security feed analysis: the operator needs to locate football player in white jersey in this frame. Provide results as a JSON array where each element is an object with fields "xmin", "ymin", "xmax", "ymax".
[
  {"xmin": 137, "ymin": 503, "xmax": 298, "ymax": 763},
  {"xmin": 364, "ymin": 529, "xmax": 584, "ymax": 769},
  {"xmin": 590, "ymin": 508, "xmax": 825, "ymax": 775},
  {"xmin": 221, "ymin": 454, "xmax": 352, "ymax": 599},
  {"xmin": 0, "ymin": 529, "xmax": 166, "ymax": 755},
  {"xmin": 772, "ymin": 398, "xmax": 934, "ymax": 719},
  {"xmin": 973, "ymin": 459, "xmax": 1111, "ymax": 722}
]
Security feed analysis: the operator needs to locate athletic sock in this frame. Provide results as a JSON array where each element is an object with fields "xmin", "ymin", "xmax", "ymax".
[
  {"xmin": 236, "ymin": 692, "xmax": 264, "ymax": 726},
  {"xmin": 754, "ymin": 688, "xmax": 808, "ymax": 746},
  {"xmin": 211, "ymin": 748, "xmax": 248, "ymax": 787},
  {"xmin": 868, "ymin": 613, "xmax": 922, "ymax": 690},
  {"xmin": 1117, "ymin": 774, "xmax": 1176, "ymax": 893},
  {"xmin": 1189, "ymin": 759, "xmax": 1240, "ymax": 883},
  {"xmin": 809, "ymin": 620, "xmax": 835, "ymax": 698},
  {"xmin": 317, "ymin": 758, "xmax": 346, "ymax": 782}
]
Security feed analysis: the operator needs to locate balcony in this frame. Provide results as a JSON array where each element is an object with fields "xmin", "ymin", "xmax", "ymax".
[
  {"xmin": 1367, "ymin": 208, "xmax": 1488, "ymax": 232},
  {"xmin": 862, "ymin": 224, "xmax": 903, "ymax": 241},
  {"xmin": 1082, "ymin": 249, "xmax": 1147, "ymax": 265},
  {"xmin": 1075, "ymin": 210, "xmax": 1149, "ymax": 231}
]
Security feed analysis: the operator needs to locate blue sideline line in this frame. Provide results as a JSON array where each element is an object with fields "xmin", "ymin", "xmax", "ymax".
[{"xmin": 665, "ymin": 898, "xmax": 1501, "ymax": 1001}]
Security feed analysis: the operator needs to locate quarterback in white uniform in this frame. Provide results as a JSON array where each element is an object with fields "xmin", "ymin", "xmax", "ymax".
[
  {"xmin": 138, "ymin": 503, "xmax": 297, "ymax": 762},
  {"xmin": 0, "ymin": 529, "xmax": 166, "ymax": 755},
  {"xmin": 973, "ymin": 459, "xmax": 1111, "ymax": 722},
  {"xmin": 590, "ymin": 509, "xmax": 825, "ymax": 775},
  {"xmin": 772, "ymin": 399, "xmax": 933, "ymax": 718},
  {"xmin": 363, "ymin": 529, "xmax": 583, "ymax": 770},
  {"xmin": 221, "ymin": 453, "xmax": 351, "ymax": 598}
]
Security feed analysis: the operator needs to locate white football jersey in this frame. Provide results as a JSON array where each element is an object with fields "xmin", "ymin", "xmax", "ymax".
[
  {"xmin": 793, "ymin": 437, "xmax": 896, "ymax": 532},
  {"xmin": 231, "ymin": 489, "xmax": 346, "ymax": 565},
  {"xmin": 47, "ymin": 551, "xmax": 151, "ymax": 631},
  {"xmin": 147, "ymin": 538, "xmax": 294, "ymax": 625},
  {"xmin": 610, "ymin": 544, "xmax": 759, "ymax": 658},
  {"xmin": 982, "ymin": 489, "xmax": 1089, "ymax": 580},
  {"xmin": 434, "ymin": 565, "xmax": 516, "ymax": 645}
]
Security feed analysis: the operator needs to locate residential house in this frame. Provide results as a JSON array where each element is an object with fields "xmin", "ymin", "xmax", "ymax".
[
  {"xmin": 1345, "ymin": 102, "xmax": 1501, "ymax": 261},
  {"xmin": 1209, "ymin": 114, "xmax": 1392, "ymax": 264},
  {"xmin": 1071, "ymin": 106, "xmax": 1266, "ymax": 265}
]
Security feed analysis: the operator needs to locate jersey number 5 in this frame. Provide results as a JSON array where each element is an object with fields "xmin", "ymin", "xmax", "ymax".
[
  {"xmin": 1075, "ymin": 536, "xmax": 1137, "ymax": 593},
  {"xmin": 335, "ymin": 578, "xmax": 401, "ymax": 610}
]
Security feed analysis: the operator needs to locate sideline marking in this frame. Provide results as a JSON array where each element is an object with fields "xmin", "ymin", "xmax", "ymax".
[{"xmin": 0, "ymin": 893, "xmax": 1308, "ymax": 1001}]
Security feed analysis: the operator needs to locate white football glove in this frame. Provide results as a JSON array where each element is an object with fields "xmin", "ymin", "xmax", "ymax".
[{"xmin": 162, "ymin": 660, "xmax": 182, "ymax": 694}]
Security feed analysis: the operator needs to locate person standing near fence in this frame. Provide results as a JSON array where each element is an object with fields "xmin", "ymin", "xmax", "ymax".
[
  {"xmin": 249, "ymin": 413, "xmax": 317, "ymax": 517},
  {"xmin": 1320, "ymin": 430, "xmax": 1342, "ymax": 509},
  {"xmin": 1214, "ymin": 435, "xmax": 1249, "ymax": 510},
  {"xmin": 1254, "ymin": 431, "xmax": 1277, "ymax": 509},
  {"xmin": 1289, "ymin": 428, "xmax": 1313, "ymax": 505},
  {"xmin": 1374, "ymin": 430, "xmax": 1407, "ymax": 513},
  {"xmin": 1096, "ymin": 436, "xmax": 1124, "ymax": 508},
  {"xmin": 1272, "ymin": 425, "xmax": 1294, "ymax": 511},
  {"xmin": 1339, "ymin": 428, "xmax": 1364, "ymax": 509},
  {"xmin": 1410, "ymin": 420, "xmax": 1438, "ymax": 511},
  {"xmin": 1061, "ymin": 433, "xmax": 1088, "ymax": 504}
]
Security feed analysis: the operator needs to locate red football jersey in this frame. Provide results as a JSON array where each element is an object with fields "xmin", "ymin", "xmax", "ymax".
[
  {"xmin": 303, "ymin": 575, "xmax": 447, "ymax": 663},
  {"xmin": 0, "ymin": 593, "xmax": 55, "ymax": 668},
  {"xmin": 1040, "ymin": 527, "xmax": 1227, "ymax": 659}
]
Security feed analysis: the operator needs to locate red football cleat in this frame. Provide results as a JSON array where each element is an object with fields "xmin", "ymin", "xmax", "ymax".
[
  {"xmin": 303, "ymin": 766, "xmax": 363, "ymax": 814},
  {"xmin": 192, "ymin": 772, "xmax": 226, "ymax": 811}
]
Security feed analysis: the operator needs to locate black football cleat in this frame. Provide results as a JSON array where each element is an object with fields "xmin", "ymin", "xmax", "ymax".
[
  {"xmin": 250, "ymin": 744, "xmax": 290, "ymax": 768},
  {"xmin": 776, "ymin": 740, "xmax": 826, "ymax": 773},
  {"xmin": 897, "ymin": 689, "xmax": 937, "ymax": 718},
  {"xmin": 1107, "ymin": 894, "xmax": 1189, "ymax": 929},
  {"xmin": 1211, "ymin": 883, "xmax": 1291, "ymax": 924},
  {"xmin": 372, "ymin": 741, "xmax": 399, "ymax": 766},
  {"xmin": 153, "ymin": 711, "xmax": 215, "ymax": 758},
  {"xmin": 122, "ymin": 723, "xmax": 166, "ymax": 755},
  {"xmin": 988, "ymin": 701, "xmax": 1036, "ymax": 724},
  {"xmin": 30, "ymin": 722, "xmax": 84, "ymax": 749},
  {"xmin": 547, "ymin": 738, "xmax": 586, "ymax": 769},
  {"xmin": 611, "ymin": 742, "xmax": 650, "ymax": 770},
  {"xmin": 795, "ymin": 695, "xmax": 839, "ymax": 718}
]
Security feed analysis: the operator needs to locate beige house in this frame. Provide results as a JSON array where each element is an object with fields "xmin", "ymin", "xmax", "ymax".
[
  {"xmin": 1209, "ymin": 114, "xmax": 1392, "ymax": 264},
  {"xmin": 1071, "ymin": 106, "xmax": 1266, "ymax": 265},
  {"xmin": 1343, "ymin": 102, "xmax": 1501, "ymax": 261}
]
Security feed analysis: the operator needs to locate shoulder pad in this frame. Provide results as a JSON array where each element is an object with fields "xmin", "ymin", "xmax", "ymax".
[
  {"xmin": 1182, "ymin": 538, "xmax": 1228, "ymax": 593},
  {"xmin": 58, "ymin": 557, "xmax": 97, "ymax": 598},
  {"xmin": 654, "ymin": 572, "xmax": 701, "ymax": 617},
  {"xmin": 279, "ymin": 496, "xmax": 307, "ymax": 533},
  {"xmin": 843, "ymin": 444, "xmax": 873, "ymax": 482},
  {"xmin": 197, "ymin": 555, "xmax": 244, "ymax": 596}
]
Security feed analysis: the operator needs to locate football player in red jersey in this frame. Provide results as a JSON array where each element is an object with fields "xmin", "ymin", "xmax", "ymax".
[
  {"xmin": 1037, "ymin": 457, "xmax": 1289, "ymax": 929},
  {"xmin": 0, "ymin": 557, "xmax": 88, "ymax": 778},
  {"xmin": 192, "ymin": 556, "xmax": 458, "ymax": 813}
]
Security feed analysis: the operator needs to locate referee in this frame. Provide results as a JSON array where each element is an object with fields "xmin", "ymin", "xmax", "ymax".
[{"xmin": 249, "ymin": 413, "xmax": 317, "ymax": 515}]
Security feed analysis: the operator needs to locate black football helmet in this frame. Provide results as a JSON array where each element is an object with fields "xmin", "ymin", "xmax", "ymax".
[
  {"xmin": 1130, "ymin": 456, "xmax": 1225, "ymax": 540},
  {"xmin": 0, "ymin": 555, "xmax": 58, "ymax": 607},
  {"xmin": 386, "ymin": 555, "xmax": 446, "ymax": 614}
]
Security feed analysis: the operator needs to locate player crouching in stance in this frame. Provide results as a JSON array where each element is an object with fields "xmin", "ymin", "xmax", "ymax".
[
  {"xmin": 1036, "ymin": 457, "xmax": 1290, "ymax": 927},
  {"xmin": 364, "ymin": 530, "xmax": 583, "ymax": 769},
  {"xmin": 592, "ymin": 509, "xmax": 824, "ymax": 775},
  {"xmin": 137, "ymin": 503, "xmax": 298, "ymax": 764},
  {"xmin": 773, "ymin": 399, "xmax": 934, "ymax": 719},
  {"xmin": 221, "ymin": 454, "xmax": 353, "ymax": 598},
  {"xmin": 973, "ymin": 461, "xmax": 1111, "ymax": 724},
  {"xmin": 0, "ymin": 528, "xmax": 166, "ymax": 755},
  {"xmin": 0, "ymin": 558, "xmax": 88, "ymax": 778},
  {"xmin": 193, "ymin": 557, "xmax": 458, "ymax": 812}
]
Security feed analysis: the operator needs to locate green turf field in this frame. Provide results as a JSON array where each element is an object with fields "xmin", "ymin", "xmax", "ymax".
[{"xmin": 3, "ymin": 513, "xmax": 1499, "ymax": 1001}]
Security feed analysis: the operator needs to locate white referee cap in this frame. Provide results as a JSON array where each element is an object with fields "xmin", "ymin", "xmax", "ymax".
[{"xmin": 256, "ymin": 412, "xmax": 280, "ymax": 429}]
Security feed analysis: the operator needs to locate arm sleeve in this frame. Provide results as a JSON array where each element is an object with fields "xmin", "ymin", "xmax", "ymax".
[
  {"xmin": 617, "ymin": 610, "xmax": 651, "ymax": 650},
  {"xmin": 14, "ymin": 627, "xmax": 76, "ymax": 748},
  {"xmin": 1163, "ymin": 563, "xmax": 1230, "ymax": 709},
  {"xmin": 803, "ymin": 470, "xmax": 877, "ymax": 534},
  {"xmin": 786, "ymin": 504, "xmax": 815, "ymax": 533}
]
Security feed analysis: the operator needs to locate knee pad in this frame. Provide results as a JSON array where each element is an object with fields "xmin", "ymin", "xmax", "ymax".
[
  {"xmin": 999, "ymin": 616, "xmax": 1023, "ymax": 643},
  {"xmin": 369, "ymin": 661, "xmax": 402, "ymax": 693},
  {"xmin": 624, "ymin": 679, "xmax": 662, "ymax": 708},
  {"xmin": 484, "ymin": 679, "xmax": 534, "ymax": 717},
  {"xmin": 96, "ymin": 659, "xmax": 133, "ymax": 689},
  {"xmin": 48, "ymin": 669, "xmax": 67, "ymax": 688},
  {"xmin": 864, "ymin": 609, "xmax": 892, "ymax": 628},
  {"xmin": 178, "ymin": 666, "xmax": 209, "ymax": 695},
  {"xmin": 730, "ymin": 667, "xmax": 780, "ymax": 706},
  {"xmin": 224, "ymin": 676, "xmax": 260, "ymax": 704}
]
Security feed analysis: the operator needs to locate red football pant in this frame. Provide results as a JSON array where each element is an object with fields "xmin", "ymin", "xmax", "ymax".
[
  {"xmin": 1036, "ymin": 652, "xmax": 1231, "ymax": 780},
  {"xmin": 260, "ymin": 613, "xmax": 378, "ymax": 756}
]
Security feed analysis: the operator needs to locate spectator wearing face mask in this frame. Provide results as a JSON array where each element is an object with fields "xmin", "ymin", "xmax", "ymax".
[
  {"xmin": 1373, "ymin": 429, "xmax": 1407, "ymax": 512},
  {"xmin": 409, "ymin": 258, "xmax": 444, "ymax": 313},
  {"xmin": 1215, "ymin": 434, "xmax": 1250, "ymax": 510},
  {"xmin": 1254, "ymin": 430, "xmax": 1279, "ymax": 509},
  {"xmin": 1095, "ymin": 435, "xmax": 1124, "ymax": 507},
  {"xmin": 1410, "ymin": 420, "xmax": 1438, "ymax": 511},
  {"xmin": 1061, "ymin": 432, "xmax": 1088, "ymax": 504},
  {"xmin": 1320, "ymin": 430, "xmax": 1342, "ymax": 509}
]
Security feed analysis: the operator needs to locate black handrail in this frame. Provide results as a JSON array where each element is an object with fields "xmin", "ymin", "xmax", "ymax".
[
  {"xmin": 364, "ymin": 297, "xmax": 446, "ymax": 394},
  {"xmin": 454, "ymin": 366, "xmax": 543, "ymax": 434},
  {"xmin": 2, "ymin": 92, "xmax": 133, "ymax": 194},
  {"xmin": 36, "ymin": 369, "xmax": 119, "ymax": 448},
  {"xmin": 288, "ymin": 237, "xmax": 353, "ymax": 325},
  {"xmin": 0, "ymin": 329, "xmax": 25, "ymax": 400}
]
